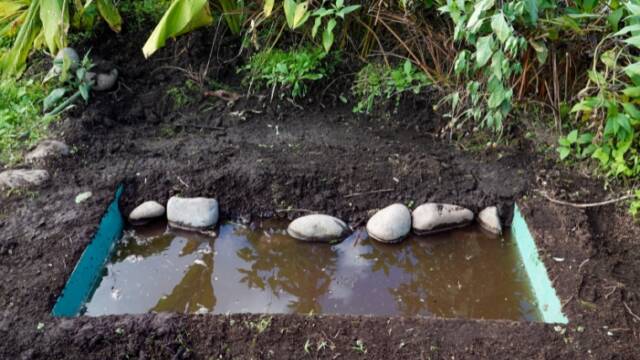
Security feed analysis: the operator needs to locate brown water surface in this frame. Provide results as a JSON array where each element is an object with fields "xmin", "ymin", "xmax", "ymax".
[{"xmin": 84, "ymin": 220, "xmax": 539, "ymax": 320}]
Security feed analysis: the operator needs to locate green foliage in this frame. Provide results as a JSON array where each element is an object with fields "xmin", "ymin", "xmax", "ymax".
[
  {"xmin": 0, "ymin": 79, "xmax": 52, "ymax": 164},
  {"xmin": 565, "ymin": 1, "xmax": 640, "ymax": 180},
  {"xmin": 0, "ymin": 0, "xmax": 122, "ymax": 77},
  {"xmin": 142, "ymin": 0, "xmax": 213, "ymax": 58},
  {"xmin": 218, "ymin": 0, "xmax": 245, "ymax": 35},
  {"xmin": 118, "ymin": 0, "xmax": 171, "ymax": 31},
  {"xmin": 352, "ymin": 60, "xmax": 430, "ymax": 113},
  {"xmin": 557, "ymin": 130, "xmax": 595, "ymax": 161},
  {"xmin": 630, "ymin": 190, "xmax": 640, "ymax": 216},
  {"xmin": 311, "ymin": 0, "xmax": 360, "ymax": 52},
  {"xmin": 43, "ymin": 52, "xmax": 94, "ymax": 117},
  {"xmin": 242, "ymin": 47, "xmax": 332, "ymax": 98},
  {"xmin": 439, "ymin": 0, "xmax": 531, "ymax": 134}
]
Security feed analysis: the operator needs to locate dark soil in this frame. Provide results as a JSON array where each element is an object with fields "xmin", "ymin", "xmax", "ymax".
[{"xmin": 1, "ymin": 25, "xmax": 639, "ymax": 359}]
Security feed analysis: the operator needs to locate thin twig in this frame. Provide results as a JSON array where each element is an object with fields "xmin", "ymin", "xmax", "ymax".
[
  {"xmin": 624, "ymin": 302, "xmax": 640, "ymax": 322},
  {"xmin": 345, "ymin": 188, "xmax": 394, "ymax": 198},
  {"xmin": 535, "ymin": 190, "xmax": 635, "ymax": 208}
]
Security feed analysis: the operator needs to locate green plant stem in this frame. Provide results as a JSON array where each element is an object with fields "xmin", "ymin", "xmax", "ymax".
[{"xmin": 45, "ymin": 90, "xmax": 82, "ymax": 117}]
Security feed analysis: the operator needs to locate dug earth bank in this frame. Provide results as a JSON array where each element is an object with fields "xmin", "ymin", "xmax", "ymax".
[{"xmin": 0, "ymin": 27, "xmax": 639, "ymax": 359}]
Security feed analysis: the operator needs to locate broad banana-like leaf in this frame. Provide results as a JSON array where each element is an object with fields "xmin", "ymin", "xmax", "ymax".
[
  {"xmin": 263, "ymin": 0, "xmax": 274, "ymax": 17},
  {"xmin": 40, "ymin": 0, "xmax": 68, "ymax": 55},
  {"xmin": 96, "ymin": 0, "xmax": 121, "ymax": 32},
  {"xmin": 1, "ymin": 0, "xmax": 41, "ymax": 77},
  {"xmin": 0, "ymin": 0, "xmax": 28, "ymax": 19},
  {"xmin": 0, "ymin": 10, "xmax": 26, "ymax": 37},
  {"xmin": 142, "ymin": 0, "xmax": 213, "ymax": 58}
]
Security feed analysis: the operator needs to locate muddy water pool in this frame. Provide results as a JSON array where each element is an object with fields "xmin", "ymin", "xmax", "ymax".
[{"xmin": 84, "ymin": 219, "xmax": 538, "ymax": 320}]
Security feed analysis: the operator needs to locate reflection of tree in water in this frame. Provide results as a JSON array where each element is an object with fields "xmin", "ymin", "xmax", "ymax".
[
  {"xmin": 234, "ymin": 224, "xmax": 338, "ymax": 314},
  {"xmin": 360, "ymin": 231, "xmax": 490, "ymax": 318},
  {"xmin": 152, "ymin": 239, "xmax": 215, "ymax": 313},
  {"xmin": 112, "ymin": 232, "xmax": 174, "ymax": 262}
]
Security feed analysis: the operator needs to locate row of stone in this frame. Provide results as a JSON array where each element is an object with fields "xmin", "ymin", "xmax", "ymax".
[
  {"xmin": 365, "ymin": 203, "xmax": 500, "ymax": 243},
  {"xmin": 129, "ymin": 197, "xmax": 501, "ymax": 244}
]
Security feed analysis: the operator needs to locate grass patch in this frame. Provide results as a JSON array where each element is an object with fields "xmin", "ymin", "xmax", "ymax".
[
  {"xmin": 242, "ymin": 48, "xmax": 334, "ymax": 98},
  {"xmin": 0, "ymin": 79, "xmax": 54, "ymax": 165}
]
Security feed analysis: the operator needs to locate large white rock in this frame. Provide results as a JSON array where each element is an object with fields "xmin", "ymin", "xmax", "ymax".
[
  {"xmin": 25, "ymin": 140, "xmax": 69, "ymax": 163},
  {"xmin": 287, "ymin": 214, "xmax": 349, "ymax": 242},
  {"xmin": 412, "ymin": 203, "xmax": 474, "ymax": 235},
  {"xmin": 478, "ymin": 206, "xmax": 502, "ymax": 235},
  {"xmin": 366, "ymin": 203, "xmax": 412, "ymax": 243},
  {"xmin": 167, "ymin": 196, "xmax": 219, "ymax": 230},
  {"xmin": 0, "ymin": 169, "xmax": 49, "ymax": 189},
  {"xmin": 129, "ymin": 201, "xmax": 165, "ymax": 222}
]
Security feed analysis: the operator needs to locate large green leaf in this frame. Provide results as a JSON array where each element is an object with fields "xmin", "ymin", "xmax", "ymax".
[
  {"xmin": 142, "ymin": 0, "xmax": 213, "ymax": 58},
  {"xmin": 490, "ymin": 12, "xmax": 511, "ymax": 43},
  {"xmin": 263, "ymin": 0, "xmax": 274, "ymax": 17},
  {"xmin": 1, "ymin": 0, "xmax": 42, "ymax": 77},
  {"xmin": 475, "ymin": 35, "xmax": 494, "ymax": 68},
  {"xmin": 96, "ymin": 0, "xmax": 122, "ymax": 32},
  {"xmin": 40, "ymin": 0, "xmax": 68, "ymax": 55},
  {"xmin": 283, "ymin": 0, "xmax": 309, "ymax": 29}
]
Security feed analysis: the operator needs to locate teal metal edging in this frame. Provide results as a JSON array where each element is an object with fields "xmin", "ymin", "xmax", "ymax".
[
  {"xmin": 52, "ymin": 185, "xmax": 124, "ymax": 317},
  {"xmin": 511, "ymin": 204, "xmax": 568, "ymax": 324}
]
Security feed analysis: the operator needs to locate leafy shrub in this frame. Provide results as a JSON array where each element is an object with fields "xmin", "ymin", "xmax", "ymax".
[
  {"xmin": 564, "ymin": 2, "xmax": 640, "ymax": 181},
  {"xmin": 352, "ymin": 60, "xmax": 431, "ymax": 114},
  {"xmin": 242, "ymin": 47, "xmax": 332, "ymax": 98}
]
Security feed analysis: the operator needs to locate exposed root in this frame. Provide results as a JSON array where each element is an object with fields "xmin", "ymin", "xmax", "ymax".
[{"xmin": 535, "ymin": 190, "xmax": 635, "ymax": 208}]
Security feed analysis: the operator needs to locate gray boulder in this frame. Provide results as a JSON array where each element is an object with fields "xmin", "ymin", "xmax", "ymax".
[
  {"xmin": 167, "ymin": 196, "xmax": 218, "ymax": 232},
  {"xmin": 25, "ymin": 140, "xmax": 69, "ymax": 163},
  {"xmin": 0, "ymin": 169, "xmax": 49, "ymax": 189},
  {"xmin": 366, "ymin": 203, "xmax": 412, "ymax": 243},
  {"xmin": 287, "ymin": 214, "xmax": 350, "ymax": 242},
  {"xmin": 412, "ymin": 203, "xmax": 474, "ymax": 235},
  {"xmin": 478, "ymin": 206, "xmax": 502, "ymax": 235},
  {"xmin": 129, "ymin": 201, "xmax": 166, "ymax": 223}
]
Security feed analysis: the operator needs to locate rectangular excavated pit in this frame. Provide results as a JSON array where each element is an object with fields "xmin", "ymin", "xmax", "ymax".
[{"xmin": 53, "ymin": 189, "xmax": 567, "ymax": 323}]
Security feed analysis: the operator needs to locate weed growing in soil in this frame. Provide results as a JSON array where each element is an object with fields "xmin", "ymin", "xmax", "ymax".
[
  {"xmin": 352, "ymin": 339, "xmax": 367, "ymax": 354},
  {"xmin": 0, "ymin": 79, "xmax": 52, "ymax": 164},
  {"xmin": 352, "ymin": 60, "xmax": 431, "ymax": 114},
  {"xmin": 242, "ymin": 48, "xmax": 333, "ymax": 98}
]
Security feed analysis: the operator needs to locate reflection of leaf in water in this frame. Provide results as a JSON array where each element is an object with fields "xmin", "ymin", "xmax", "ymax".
[
  {"xmin": 152, "ymin": 253, "xmax": 215, "ymax": 313},
  {"xmin": 237, "ymin": 247, "xmax": 256, "ymax": 262},
  {"xmin": 238, "ymin": 268, "xmax": 266, "ymax": 289}
]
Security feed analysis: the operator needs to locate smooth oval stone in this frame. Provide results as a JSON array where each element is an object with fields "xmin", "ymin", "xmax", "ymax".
[
  {"xmin": 54, "ymin": 48, "xmax": 80, "ymax": 71},
  {"xmin": 167, "ymin": 196, "xmax": 219, "ymax": 230},
  {"xmin": 412, "ymin": 203, "xmax": 474, "ymax": 235},
  {"xmin": 478, "ymin": 206, "xmax": 502, "ymax": 235},
  {"xmin": 287, "ymin": 214, "xmax": 350, "ymax": 242},
  {"xmin": 129, "ymin": 201, "xmax": 166, "ymax": 222},
  {"xmin": 0, "ymin": 169, "xmax": 49, "ymax": 189},
  {"xmin": 87, "ymin": 69, "xmax": 118, "ymax": 91},
  {"xmin": 366, "ymin": 204, "xmax": 412, "ymax": 243},
  {"xmin": 25, "ymin": 140, "xmax": 69, "ymax": 163}
]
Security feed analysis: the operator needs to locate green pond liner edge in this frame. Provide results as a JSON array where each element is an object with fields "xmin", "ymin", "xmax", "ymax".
[
  {"xmin": 52, "ymin": 185, "xmax": 124, "ymax": 317},
  {"xmin": 511, "ymin": 204, "xmax": 569, "ymax": 324},
  {"xmin": 51, "ymin": 194, "xmax": 568, "ymax": 323}
]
